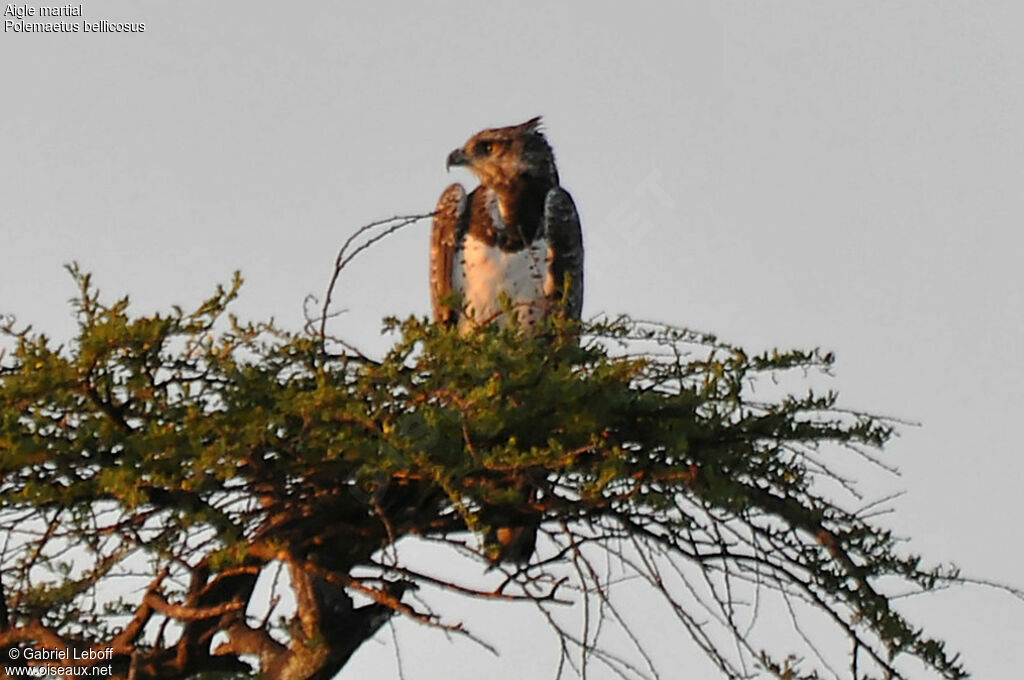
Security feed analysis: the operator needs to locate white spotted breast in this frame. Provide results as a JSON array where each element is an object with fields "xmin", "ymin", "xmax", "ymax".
[{"xmin": 452, "ymin": 235, "xmax": 556, "ymax": 331}]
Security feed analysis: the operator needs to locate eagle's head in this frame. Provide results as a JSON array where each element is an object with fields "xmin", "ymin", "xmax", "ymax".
[{"xmin": 446, "ymin": 116, "xmax": 559, "ymax": 191}]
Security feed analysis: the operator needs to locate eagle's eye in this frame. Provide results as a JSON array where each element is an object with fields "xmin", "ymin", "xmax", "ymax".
[{"xmin": 474, "ymin": 141, "xmax": 493, "ymax": 157}]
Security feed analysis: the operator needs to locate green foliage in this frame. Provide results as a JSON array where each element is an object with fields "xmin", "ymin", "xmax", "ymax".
[{"xmin": 0, "ymin": 268, "xmax": 971, "ymax": 680}]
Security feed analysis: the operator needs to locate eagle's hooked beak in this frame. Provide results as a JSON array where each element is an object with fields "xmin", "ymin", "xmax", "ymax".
[{"xmin": 446, "ymin": 148, "xmax": 470, "ymax": 171}]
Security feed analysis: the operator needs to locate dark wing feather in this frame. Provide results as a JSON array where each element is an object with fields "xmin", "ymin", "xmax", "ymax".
[
  {"xmin": 430, "ymin": 183, "xmax": 467, "ymax": 325},
  {"xmin": 543, "ymin": 187, "xmax": 584, "ymax": 320}
]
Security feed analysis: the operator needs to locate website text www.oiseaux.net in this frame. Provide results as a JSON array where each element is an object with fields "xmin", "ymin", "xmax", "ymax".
[{"xmin": 6, "ymin": 665, "xmax": 113, "ymax": 677}]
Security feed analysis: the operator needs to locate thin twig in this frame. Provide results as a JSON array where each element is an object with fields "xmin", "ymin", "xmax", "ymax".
[{"xmin": 317, "ymin": 212, "xmax": 435, "ymax": 344}]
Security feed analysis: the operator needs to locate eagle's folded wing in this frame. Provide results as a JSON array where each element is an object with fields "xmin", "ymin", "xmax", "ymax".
[
  {"xmin": 543, "ymin": 187, "xmax": 584, "ymax": 320},
  {"xmin": 431, "ymin": 183, "xmax": 467, "ymax": 325}
]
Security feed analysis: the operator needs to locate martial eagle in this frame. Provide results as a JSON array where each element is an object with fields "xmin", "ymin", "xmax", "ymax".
[
  {"xmin": 429, "ymin": 117, "xmax": 584, "ymax": 564},
  {"xmin": 430, "ymin": 116, "xmax": 583, "ymax": 332}
]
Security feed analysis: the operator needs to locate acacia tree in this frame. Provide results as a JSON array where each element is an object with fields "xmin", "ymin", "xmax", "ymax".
[{"xmin": 0, "ymin": 232, "xmax": 1005, "ymax": 679}]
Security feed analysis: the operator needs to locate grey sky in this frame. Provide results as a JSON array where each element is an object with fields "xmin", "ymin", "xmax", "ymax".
[{"xmin": 2, "ymin": 2, "xmax": 1022, "ymax": 678}]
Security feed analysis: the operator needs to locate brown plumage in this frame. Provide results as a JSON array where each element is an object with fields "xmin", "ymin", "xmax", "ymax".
[{"xmin": 430, "ymin": 116, "xmax": 583, "ymax": 332}]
